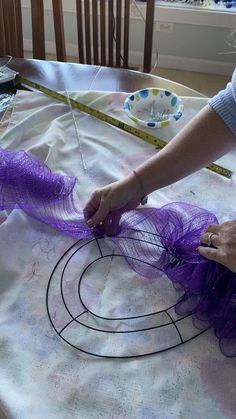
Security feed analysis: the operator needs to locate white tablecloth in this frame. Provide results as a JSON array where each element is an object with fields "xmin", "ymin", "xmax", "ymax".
[{"xmin": 0, "ymin": 89, "xmax": 236, "ymax": 419}]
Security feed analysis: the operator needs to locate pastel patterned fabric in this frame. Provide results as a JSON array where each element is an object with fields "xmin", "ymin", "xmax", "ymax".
[{"xmin": 0, "ymin": 89, "xmax": 236, "ymax": 419}]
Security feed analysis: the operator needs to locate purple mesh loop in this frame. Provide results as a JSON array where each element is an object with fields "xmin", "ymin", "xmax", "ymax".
[
  {"xmin": 0, "ymin": 148, "xmax": 97, "ymax": 238},
  {"xmin": 1, "ymin": 147, "xmax": 236, "ymax": 357}
]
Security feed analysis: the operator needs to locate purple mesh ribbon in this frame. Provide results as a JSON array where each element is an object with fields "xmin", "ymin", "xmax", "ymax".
[
  {"xmin": 0, "ymin": 148, "xmax": 94, "ymax": 238},
  {"xmin": 115, "ymin": 205, "xmax": 236, "ymax": 357},
  {"xmin": 1, "ymin": 148, "xmax": 236, "ymax": 357}
]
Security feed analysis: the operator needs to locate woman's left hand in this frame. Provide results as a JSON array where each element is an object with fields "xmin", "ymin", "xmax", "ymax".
[{"xmin": 199, "ymin": 220, "xmax": 236, "ymax": 273}]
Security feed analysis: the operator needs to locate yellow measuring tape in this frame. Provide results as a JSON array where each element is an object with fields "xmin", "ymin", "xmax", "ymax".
[{"xmin": 19, "ymin": 76, "xmax": 233, "ymax": 180}]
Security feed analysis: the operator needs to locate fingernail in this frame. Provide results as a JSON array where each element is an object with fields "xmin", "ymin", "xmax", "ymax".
[{"xmin": 87, "ymin": 219, "xmax": 93, "ymax": 227}]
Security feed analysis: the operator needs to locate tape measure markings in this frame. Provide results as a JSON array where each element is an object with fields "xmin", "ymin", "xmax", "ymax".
[{"xmin": 19, "ymin": 76, "xmax": 233, "ymax": 179}]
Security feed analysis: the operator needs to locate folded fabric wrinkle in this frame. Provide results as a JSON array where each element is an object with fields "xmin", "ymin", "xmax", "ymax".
[{"xmin": 0, "ymin": 147, "xmax": 236, "ymax": 357}]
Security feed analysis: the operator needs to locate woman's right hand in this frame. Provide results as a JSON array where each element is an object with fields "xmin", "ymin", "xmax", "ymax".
[{"xmin": 84, "ymin": 173, "xmax": 143, "ymax": 234}]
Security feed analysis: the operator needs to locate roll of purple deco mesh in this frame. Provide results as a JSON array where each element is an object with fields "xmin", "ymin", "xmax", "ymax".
[{"xmin": 0, "ymin": 147, "xmax": 235, "ymax": 357}]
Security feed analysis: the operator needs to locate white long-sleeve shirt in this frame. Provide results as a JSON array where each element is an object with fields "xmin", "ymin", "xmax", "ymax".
[{"xmin": 208, "ymin": 69, "xmax": 236, "ymax": 137}]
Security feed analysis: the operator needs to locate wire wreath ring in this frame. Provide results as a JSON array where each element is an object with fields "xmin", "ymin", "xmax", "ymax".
[{"xmin": 46, "ymin": 232, "xmax": 207, "ymax": 358}]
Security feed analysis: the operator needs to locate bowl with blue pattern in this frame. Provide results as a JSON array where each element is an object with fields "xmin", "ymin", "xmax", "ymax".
[{"xmin": 124, "ymin": 88, "xmax": 184, "ymax": 129}]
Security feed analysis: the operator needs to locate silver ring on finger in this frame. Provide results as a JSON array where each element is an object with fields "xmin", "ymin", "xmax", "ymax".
[{"xmin": 207, "ymin": 232, "xmax": 216, "ymax": 247}]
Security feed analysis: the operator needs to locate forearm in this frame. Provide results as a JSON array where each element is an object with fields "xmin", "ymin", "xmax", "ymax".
[{"xmin": 135, "ymin": 104, "xmax": 236, "ymax": 195}]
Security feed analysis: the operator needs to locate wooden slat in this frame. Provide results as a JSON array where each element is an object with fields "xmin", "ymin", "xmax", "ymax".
[
  {"xmin": 76, "ymin": 0, "xmax": 84, "ymax": 63},
  {"xmin": 52, "ymin": 0, "xmax": 66, "ymax": 62},
  {"xmin": 14, "ymin": 0, "xmax": 24, "ymax": 58},
  {"xmin": 10, "ymin": 0, "xmax": 18, "ymax": 57},
  {"xmin": 108, "ymin": 0, "xmax": 114, "ymax": 67},
  {"xmin": 92, "ymin": 0, "xmax": 99, "ymax": 65},
  {"xmin": 115, "ymin": 0, "xmax": 122, "ymax": 68},
  {"xmin": 143, "ymin": 0, "xmax": 155, "ymax": 73},
  {"xmin": 0, "ymin": 0, "xmax": 154, "ymax": 71},
  {"xmin": 31, "ymin": 0, "xmax": 45, "ymax": 59},
  {"xmin": 100, "ymin": 0, "xmax": 106, "ymax": 66},
  {"xmin": 84, "ymin": 0, "xmax": 91, "ymax": 64},
  {"xmin": 123, "ymin": 0, "xmax": 130, "ymax": 68},
  {"xmin": 12, "ymin": 1, "xmax": 19, "ymax": 57},
  {"xmin": 2, "ymin": 0, "xmax": 14, "ymax": 55},
  {"xmin": 0, "ymin": 0, "xmax": 6, "ymax": 55}
]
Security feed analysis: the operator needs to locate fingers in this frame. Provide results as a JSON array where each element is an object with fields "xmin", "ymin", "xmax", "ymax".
[
  {"xmin": 83, "ymin": 201, "xmax": 97, "ymax": 223},
  {"xmin": 83, "ymin": 177, "xmax": 142, "ymax": 233},
  {"xmin": 84, "ymin": 179, "xmax": 138, "ymax": 229},
  {"xmin": 87, "ymin": 200, "xmax": 110, "ymax": 227},
  {"xmin": 200, "ymin": 224, "xmax": 220, "ymax": 248},
  {"xmin": 205, "ymin": 224, "xmax": 220, "ymax": 234},
  {"xmin": 198, "ymin": 246, "xmax": 225, "ymax": 266},
  {"xmin": 200, "ymin": 231, "xmax": 220, "ymax": 248},
  {"xmin": 84, "ymin": 191, "xmax": 100, "ymax": 216},
  {"xmin": 198, "ymin": 246, "xmax": 220, "ymax": 262},
  {"xmin": 199, "ymin": 224, "xmax": 222, "ymax": 261},
  {"xmin": 84, "ymin": 190, "xmax": 109, "ymax": 226},
  {"xmin": 199, "ymin": 221, "xmax": 236, "ymax": 273}
]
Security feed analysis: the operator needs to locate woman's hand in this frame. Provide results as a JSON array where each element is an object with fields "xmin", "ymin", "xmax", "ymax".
[
  {"xmin": 199, "ymin": 220, "xmax": 236, "ymax": 273},
  {"xmin": 84, "ymin": 173, "xmax": 143, "ymax": 234}
]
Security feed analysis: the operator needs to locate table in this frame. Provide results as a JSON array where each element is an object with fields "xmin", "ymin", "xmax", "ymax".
[
  {"xmin": 8, "ymin": 58, "xmax": 204, "ymax": 97},
  {"xmin": 2, "ymin": 59, "xmax": 236, "ymax": 419}
]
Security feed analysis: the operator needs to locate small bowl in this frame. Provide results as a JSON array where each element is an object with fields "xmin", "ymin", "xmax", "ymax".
[{"xmin": 124, "ymin": 88, "xmax": 184, "ymax": 129}]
